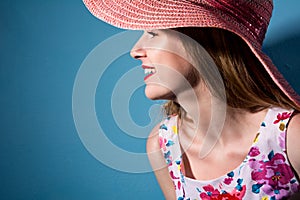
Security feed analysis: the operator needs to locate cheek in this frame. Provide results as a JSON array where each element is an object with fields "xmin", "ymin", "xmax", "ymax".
[
  {"xmin": 172, "ymin": 56, "xmax": 201, "ymax": 88},
  {"xmin": 147, "ymin": 50, "xmax": 200, "ymax": 91},
  {"xmin": 156, "ymin": 59, "xmax": 199, "ymax": 90}
]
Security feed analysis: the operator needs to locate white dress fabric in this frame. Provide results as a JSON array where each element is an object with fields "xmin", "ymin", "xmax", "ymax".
[{"xmin": 158, "ymin": 107, "xmax": 300, "ymax": 200}]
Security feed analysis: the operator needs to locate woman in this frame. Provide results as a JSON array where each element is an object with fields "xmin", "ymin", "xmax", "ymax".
[{"xmin": 83, "ymin": 0, "xmax": 300, "ymax": 199}]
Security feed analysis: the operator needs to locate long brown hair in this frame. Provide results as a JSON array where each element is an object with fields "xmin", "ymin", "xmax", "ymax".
[{"xmin": 164, "ymin": 27, "xmax": 300, "ymax": 116}]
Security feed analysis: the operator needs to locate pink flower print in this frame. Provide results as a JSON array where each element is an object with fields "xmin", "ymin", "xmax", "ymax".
[
  {"xmin": 268, "ymin": 164, "xmax": 294, "ymax": 186},
  {"xmin": 199, "ymin": 184, "xmax": 246, "ymax": 200},
  {"xmin": 159, "ymin": 136, "xmax": 166, "ymax": 150},
  {"xmin": 251, "ymin": 152, "xmax": 292, "ymax": 184},
  {"xmin": 159, "ymin": 136, "xmax": 175, "ymax": 151},
  {"xmin": 169, "ymin": 170, "xmax": 179, "ymax": 180},
  {"xmin": 230, "ymin": 185, "xmax": 246, "ymax": 200},
  {"xmin": 249, "ymin": 146, "xmax": 260, "ymax": 157},
  {"xmin": 224, "ymin": 177, "xmax": 233, "ymax": 185},
  {"xmin": 224, "ymin": 171, "xmax": 234, "ymax": 185},
  {"xmin": 273, "ymin": 112, "xmax": 292, "ymax": 124},
  {"xmin": 249, "ymin": 158, "xmax": 261, "ymax": 170},
  {"xmin": 274, "ymin": 112, "xmax": 292, "ymax": 131},
  {"xmin": 251, "ymin": 151, "xmax": 295, "ymax": 198},
  {"xmin": 177, "ymin": 180, "xmax": 181, "ymax": 190},
  {"xmin": 262, "ymin": 184, "xmax": 289, "ymax": 199},
  {"xmin": 199, "ymin": 185, "xmax": 221, "ymax": 200},
  {"xmin": 291, "ymin": 180, "xmax": 300, "ymax": 192}
]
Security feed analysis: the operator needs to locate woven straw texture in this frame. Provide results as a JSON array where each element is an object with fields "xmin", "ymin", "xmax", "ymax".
[{"xmin": 83, "ymin": 0, "xmax": 300, "ymax": 106}]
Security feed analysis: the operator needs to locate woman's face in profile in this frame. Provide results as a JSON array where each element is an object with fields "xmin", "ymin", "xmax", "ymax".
[{"xmin": 130, "ymin": 29, "xmax": 200, "ymax": 100}]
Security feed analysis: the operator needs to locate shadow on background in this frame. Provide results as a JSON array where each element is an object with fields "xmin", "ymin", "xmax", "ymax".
[{"xmin": 264, "ymin": 31, "xmax": 300, "ymax": 95}]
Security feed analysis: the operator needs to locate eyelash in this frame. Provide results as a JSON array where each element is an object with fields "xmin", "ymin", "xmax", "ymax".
[{"xmin": 147, "ymin": 31, "xmax": 158, "ymax": 38}]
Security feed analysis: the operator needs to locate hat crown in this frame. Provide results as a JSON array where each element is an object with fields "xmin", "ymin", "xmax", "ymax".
[
  {"xmin": 188, "ymin": 0, "xmax": 273, "ymax": 45},
  {"xmin": 83, "ymin": 0, "xmax": 300, "ymax": 107}
]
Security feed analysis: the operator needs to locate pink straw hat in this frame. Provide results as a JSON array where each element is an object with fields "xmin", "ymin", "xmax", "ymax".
[{"xmin": 83, "ymin": 0, "xmax": 300, "ymax": 106}]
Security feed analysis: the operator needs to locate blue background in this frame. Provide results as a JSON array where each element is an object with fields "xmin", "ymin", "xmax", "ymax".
[{"xmin": 0, "ymin": 0, "xmax": 299, "ymax": 199}]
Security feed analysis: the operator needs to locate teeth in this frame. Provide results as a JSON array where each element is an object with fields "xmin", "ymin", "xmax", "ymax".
[{"xmin": 144, "ymin": 68, "xmax": 156, "ymax": 75}]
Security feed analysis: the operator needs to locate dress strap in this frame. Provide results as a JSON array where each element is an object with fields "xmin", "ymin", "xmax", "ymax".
[{"xmin": 158, "ymin": 115, "xmax": 185, "ymax": 198}]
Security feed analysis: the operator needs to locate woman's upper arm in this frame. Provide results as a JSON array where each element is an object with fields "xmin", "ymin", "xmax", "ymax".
[
  {"xmin": 147, "ymin": 123, "xmax": 176, "ymax": 200},
  {"xmin": 287, "ymin": 113, "xmax": 300, "ymax": 177}
]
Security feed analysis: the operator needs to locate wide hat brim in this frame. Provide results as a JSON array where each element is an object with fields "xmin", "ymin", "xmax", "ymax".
[{"xmin": 83, "ymin": 0, "xmax": 300, "ymax": 106}]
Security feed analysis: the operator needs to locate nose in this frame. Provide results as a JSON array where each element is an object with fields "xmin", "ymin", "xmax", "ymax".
[
  {"xmin": 130, "ymin": 32, "xmax": 147, "ymax": 59},
  {"xmin": 130, "ymin": 47, "xmax": 146, "ymax": 60}
]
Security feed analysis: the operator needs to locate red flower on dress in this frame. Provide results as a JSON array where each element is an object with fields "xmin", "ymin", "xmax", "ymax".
[
  {"xmin": 199, "ymin": 184, "xmax": 245, "ymax": 200},
  {"xmin": 249, "ymin": 146, "xmax": 260, "ymax": 157},
  {"xmin": 224, "ymin": 177, "xmax": 233, "ymax": 185},
  {"xmin": 273, "ymin": 112, "xmax": 292, "ymax": 124}
]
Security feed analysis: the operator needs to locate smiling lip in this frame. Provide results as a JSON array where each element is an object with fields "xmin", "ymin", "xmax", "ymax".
[
  {"xmin": 144, "ymin": 73, "xmax": 154, "ymax": 81},
  {"xmin": 142, "ymin": 65, "xmax": 155, "ymax": 69},
  {"xmin": 142, "ymin": 65, "xmax": 156, "ymax": 81}
]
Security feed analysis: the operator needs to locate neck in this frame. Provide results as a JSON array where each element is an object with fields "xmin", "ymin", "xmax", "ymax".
[{"xmin": 176, "ymin": 85, "xmax": 268, "ymax": 158}]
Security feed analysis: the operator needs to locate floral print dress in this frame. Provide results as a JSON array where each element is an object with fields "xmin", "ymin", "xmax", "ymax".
[{"xmin": 158, "ymin": 107, "xmax": 300, "ymax": 200}]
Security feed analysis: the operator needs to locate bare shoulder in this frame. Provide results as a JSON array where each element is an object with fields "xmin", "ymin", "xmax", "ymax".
[
  {"xmin": 146, "ymin": 123, "xmax": 161, "ymax": 153},
  {"xmin": 147, "ymin": 122, "xmax": 176, "ymax": 200},
  {"xmin": 286, "ymin": 113, "xmax": 300, "ymax": 177}
]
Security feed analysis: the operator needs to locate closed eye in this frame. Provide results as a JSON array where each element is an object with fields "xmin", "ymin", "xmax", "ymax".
[{"xmin": 146, "ymin": 31, "xmax": 158, "ymax": 38}]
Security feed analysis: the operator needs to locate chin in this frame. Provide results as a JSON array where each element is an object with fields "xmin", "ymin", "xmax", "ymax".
[{"xmin": 144, "ymin": 84, "xmax": 175, "ymax": 100}]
